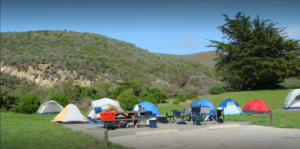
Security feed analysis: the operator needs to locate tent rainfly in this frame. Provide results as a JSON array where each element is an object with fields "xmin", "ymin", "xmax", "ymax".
[
  {"xmin": 51, "ymin": 104, "xmax": 88, "ymax": 123},
  {"xmin": 242, "ymin": 99, "xmax": 271, "ymax": 115},
  {"xmin": 37, "ymin": 100, "xmax": 63, "ymax": 115},
  {"xmin": 217, "ymin": 98, "xmax": 244, "ymax": 116},
  {"xmin": 283, "ymin": 89, "xmax": 300, "ymax": 110},
  {"xmin": 132, "ymin": 101, "xmax": 160, "ymax": 117}
]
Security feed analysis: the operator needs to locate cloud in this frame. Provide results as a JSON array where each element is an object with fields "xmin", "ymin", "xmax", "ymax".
[
  {"xmin": 182, "ymin": 35, "xmax": 198, "ymax": 47},
  {"xmin": 283, "ymin": 24, "xmax": 300, "ymax": 39}
]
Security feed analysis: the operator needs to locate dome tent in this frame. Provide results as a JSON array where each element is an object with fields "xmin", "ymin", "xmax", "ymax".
[
  {"xmin": 132, "ymin": 101, "xmax": 160, "ymax": 117},
  {"xmin": 242, "ymin": 99, "xmax": 271, "ymax": 115},
  {"xmin": 283, "ymin": 89, "xmax": 300, "ymax": 110},
  {"xmin": 217, "ymin": 98, "xmax": 244, "ymax": 115},
  {"xmin": 87, "ymin": 98, "xmax": 125, "ymax": 119},
  {"xmin": 51, "ymin": 104, "xmax": 88, "ymax": 124},
  {"xmin": 190, "ymin": 98, "xmax": 215, "ymax": 109},
  {"xmin": 190, "ymin": 98, "xmax": 215, "ymax": 114},
  {"xmin": 37, "ymin": 100, "xmax": 63, "ymax": 115}
]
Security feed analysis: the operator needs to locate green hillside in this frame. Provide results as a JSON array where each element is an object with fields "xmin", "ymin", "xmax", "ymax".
[{"xmin": 0, "ymin": 30, "xmax": 220, "ymax": 95}]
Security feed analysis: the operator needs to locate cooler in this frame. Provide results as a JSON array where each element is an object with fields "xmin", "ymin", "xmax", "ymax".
[
  {"xmin": 100, "ymin": 112, "xmax": 116, "ymax": 120},
  {"xmin": 149, "ymin": 118, "xmax": 157, "ymax": 128},
  {"xmin": 94, "ymin": 107, "xmax": 102, "ymax": 113},
  {"xmin": 156, "ymin": 115, "xmax": 167, "ymax": 123}
]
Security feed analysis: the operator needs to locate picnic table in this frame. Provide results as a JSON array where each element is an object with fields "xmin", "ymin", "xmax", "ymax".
[{"xmin": 93, "ymin": 111, "xmax": 150, "ymax": 128}]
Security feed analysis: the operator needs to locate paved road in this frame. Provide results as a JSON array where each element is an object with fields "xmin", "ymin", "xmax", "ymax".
[{"xmin": 65, "ymin": 121, "xmax": 300, "ymax": 149}]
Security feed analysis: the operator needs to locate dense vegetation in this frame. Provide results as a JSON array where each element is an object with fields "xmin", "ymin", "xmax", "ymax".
[
  {"xmin": 207, "ymin": 12, "xmax": 300, "ymax": 90},
  {"xmin": 1, "ymin": 30, "xmax": 218, "ymax": 95}
]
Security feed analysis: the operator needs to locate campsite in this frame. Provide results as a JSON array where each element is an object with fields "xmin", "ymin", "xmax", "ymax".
[
  {"xmin": 2, "ymin": 88, "xmax": 300, "ymax": 149},
  {"xmin": 1, "ymin": 1, "xmax": 300, "ymax": 149}
]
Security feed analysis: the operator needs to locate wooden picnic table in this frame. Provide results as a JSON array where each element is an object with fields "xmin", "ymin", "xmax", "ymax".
[{"xmin": 93, "ymin": 111, "xmax": 150, "ymax": 128}]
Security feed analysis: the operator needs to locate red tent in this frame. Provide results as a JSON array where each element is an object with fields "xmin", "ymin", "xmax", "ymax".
[{"xmin": 242, "ymin": 99, "xmax": 271, "ymax": 115}]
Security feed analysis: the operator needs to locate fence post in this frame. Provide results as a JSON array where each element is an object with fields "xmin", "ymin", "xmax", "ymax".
[
  {"xmin": 269, "ymin": 112, "xmax": 273, "ymax": 125},
  {"xmin": 104, "ymin": 128, "xmax": 108, "ymax": 147}
]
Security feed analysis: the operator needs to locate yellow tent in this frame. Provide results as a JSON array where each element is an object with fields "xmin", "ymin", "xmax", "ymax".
[{"xmin": 51, "ymin": 104, "xmax": 88, "ymax": 123}]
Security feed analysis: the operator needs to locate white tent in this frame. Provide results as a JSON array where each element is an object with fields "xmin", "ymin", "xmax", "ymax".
[
  {"xmin": 51, "ymin": 104, "xmax": 88, "ymax": 123},
  {"xmin": 87, "ymin": 98, "xmax": 125, "ymax": 119},
  {"xmin": 283, "ymin": 89, "xmax": 300, "ymax": 110},
  {"xmin": 37, "ymin": 100, "xmax": 63, "ymax": 115},
  {"xmin": 217, "ymin": 98, "xmax": 244, "ymax": 115}
]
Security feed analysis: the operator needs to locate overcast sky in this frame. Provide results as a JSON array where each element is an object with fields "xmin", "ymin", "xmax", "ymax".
[{"xmin": 1, "ymin": 0, "xmax": 300, "ymax": 55}]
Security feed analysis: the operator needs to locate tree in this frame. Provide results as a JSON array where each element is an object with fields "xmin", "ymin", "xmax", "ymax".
[
  {"xmin": 207, "ymin": 12, "xmax": 300, "ymax": 89},
  {"xmin": 12, "ymin": 93, "xmax": 40, "ymax": 114}
]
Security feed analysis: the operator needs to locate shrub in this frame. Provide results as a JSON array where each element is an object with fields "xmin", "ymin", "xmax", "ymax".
[
  {"xmin": 139, "ymin": 91, "xmax": 150, "ymax": 98},
  {"xmin": 49, "ymin": 93, "xmax": 69, "ymax": 107},
  {"xmin": 13, "ymin": 93, "xmax": 40, "ymax": 114},
  {"xmin": 175, "ymin": 94, "xmax": 186, "ymax": 102},
  {"xmin": 116, "ymin": 89, "xmax": 134, "ymax": 101},
  {"xmin": 120, "ymin": 95, "xmax": 139, "ymax": 111},
  {"xmin": 153, "ymin": 92, "xmax": 168, "ymax": 103},
  {"xmin": 149, "ymin": 88, "xmax": 160, "ymax": 94},
  {"xmin": 172, "ymin": 101, "xmax": 179, "ymax": 105},
  {"xmin": 209, "ymin": 85, "xmax": 224, "ymax": 95},
  {"xmin": 109, "ymin": 85, "xmax": 127, "ymax": 99},
  {"xmin": 140, "ymin": 95, "xmax": 157, "ymax": 106},
  {"xmin": 90, "ymin": 94, "xmax": 103, "ymax": 100}
]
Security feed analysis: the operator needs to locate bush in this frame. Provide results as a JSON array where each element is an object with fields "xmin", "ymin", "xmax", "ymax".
[
  {"xmin": 49, "ymin": 93, "xmax": 69, "ymax": 107},
  {"xmin": 13, "ymin": 93, "xmax": 40, "ymax": 114},
  {"xmin": 172, "ymin": 101, "xmax": 179, "ymax": 105},
  {"xmin": 140, "ymin": 95, "xmax": 157, "ymax": 106},
  {"xmin": 139, "ymin": 91, "xmax": 150, "ymax": 98},
  {"xmin": 116, "ymin": 89, "xmax": 134, "ymax": 101},
  {"xmin": 120, "ymin": 95, "xmax": 139, "ymax": 111},
  {"xmin": 209, "ymin": 85, "xmax": 224, "ymax": 95},
  {"xmin": 90, "ymin": 94, "xmax": 103, "ymax": 100},
  {"xmin": 149, "ymin": 88, "xmax": 161, "ymax": 94},
  {"xmin": 175, "ymin": 94, "xmax": 186, "ymax": 102},
  {"xmin": 109, "ymin": 85, "xmax": 127, "ymax": 99},
  {"xmin": 153, "ymin": 92, "xmax": 168, "ymax": 103}
]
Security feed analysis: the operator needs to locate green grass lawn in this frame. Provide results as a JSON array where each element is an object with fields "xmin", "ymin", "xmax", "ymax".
[
  {"xmin": 157, "ymin": 88, "xmax": 300, "ymax": 129},
  {"xmin": 0, "ymin": 112, "xmax": 129, "ymax": 149}
]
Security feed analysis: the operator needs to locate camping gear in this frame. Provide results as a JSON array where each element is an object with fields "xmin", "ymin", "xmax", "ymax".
[
  {"xmin": 100, "ymin": 112, "xmax": 116, "ymax": 120},
  {"xmin": 192, "ymin": 116, "xmax": 203, "ymax": 125},
  {"xmin": 173, "ymin": 111, "xmax": 185, "ymax": 123},
  {"xmin": 149, "ymin": 118, "xmax": 157, "ymax": 128},
  {"xmin": 217, "ymin": 98, "xmax": 244, "ymax": 115},
  {"xmin": 156, "ymin": 115, "xmax": 168, "ymax": 123},
  {"xmin": 283, "ymin": 89, "xmax": 300, "ymax": 110},
  {"xmin": 51, "ymin": 104, "xmax": 88, "ymax": 123},
  {"xmin": 243, "ymin": 99, "xmax": 271, "ymax": 115},
  {"xmin": 87, "ymin": 98, "xmax": 125, "ymax": 119},
  {"xmin": 132, "ymin": 101, "xmax": 160, "ymax": 117},
  {"xmin": 37, "ymin": 100, "xmax": 64, "ymax": 115},
  {"xmin": 94, "ymin": 107, "xmax": 102, "ymax": 113},
  {"xmin": 209, "ymin": 108, "xmax": 224, "ymax": 123}
]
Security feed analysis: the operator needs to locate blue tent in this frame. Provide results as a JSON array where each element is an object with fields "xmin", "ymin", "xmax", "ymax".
[
  {"xmin": 218, "ymin": 98, "xmax": 241, "ymax": 108},
  {"xmin": 132, "ymin": 101, "xmax": 160, "ymax": 117},
  {"xmin": 217, "ymin": 98, "xmax": 244, "ymax": 115},
  {"xmin": 190, "ymin": 98, "xmax": 215, "ymax": 110}
]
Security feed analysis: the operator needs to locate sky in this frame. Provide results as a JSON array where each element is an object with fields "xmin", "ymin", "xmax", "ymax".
[{"xmin": 1, "ymin": 0, "xmax": 300, "ymax": 55}]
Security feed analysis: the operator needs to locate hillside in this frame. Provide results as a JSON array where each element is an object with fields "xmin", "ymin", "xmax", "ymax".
[
  {"xmin": 156, "ymin": 51, "xmax": 217, "ymax": 68},
  {"xmin": 0, "ymin": 30, "xmax": 220, "ymax": 95}
]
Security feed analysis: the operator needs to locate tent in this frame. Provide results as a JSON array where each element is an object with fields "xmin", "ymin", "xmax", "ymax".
[
  {"xmin": 51, "ymin": 104, "xmax": 88, "ymax": 123},
  {"xmin": 132, "ymin": 101, "xmax": 160, "ymax": 117},
  {"xmin": 242, "ymin": 99, "xmax": 271, "ymax": 115},
  {"xmin": 283, "ymin": 89, "xmax": 300, "ymax": 110},
  {"xmin": 37, "ymin": 100, "xmax": 63, "ymax": 115},
  {"xmin": 87, "ymin": 98, "xmax": 125, "ymax": 119},
  {"xmin": 217, "ymin": 98, "xmax": 244, "ymax": 115},
  {"xmin": 190, "ymin": 98, "xmax": 215, "ymax": 114}
]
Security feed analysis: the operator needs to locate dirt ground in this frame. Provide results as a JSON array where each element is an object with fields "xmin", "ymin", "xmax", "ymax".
[{"xmin": 65, "ymin": 121, "xmax": 300, "ymax": 149}]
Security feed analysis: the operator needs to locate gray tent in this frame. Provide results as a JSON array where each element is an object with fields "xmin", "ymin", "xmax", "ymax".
[{"xmin": 37, "ymin": 100, "xmax": 64, "ymax": 115}]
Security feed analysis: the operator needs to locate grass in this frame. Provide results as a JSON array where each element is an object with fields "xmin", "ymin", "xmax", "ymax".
[
  {"xmin": 0, "ymin": 112, "xmax": 129, "ymax": 149},
  {"xmin": 157, "ymin": 88, "xmax": 300, "ymax": 129}
]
